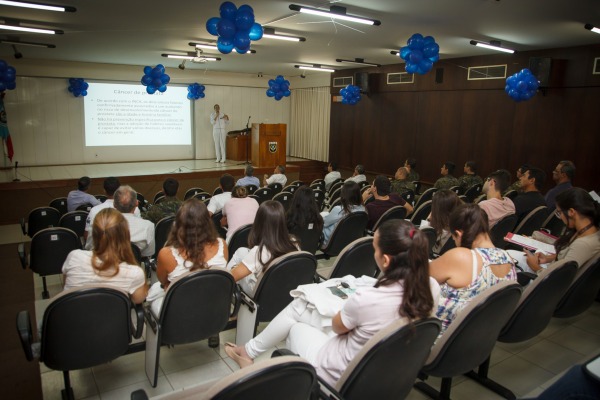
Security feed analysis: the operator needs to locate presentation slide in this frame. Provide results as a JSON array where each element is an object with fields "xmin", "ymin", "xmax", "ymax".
[{"xmin": 84, "ymin": 82, "xmax": 192, "ymax": 147}]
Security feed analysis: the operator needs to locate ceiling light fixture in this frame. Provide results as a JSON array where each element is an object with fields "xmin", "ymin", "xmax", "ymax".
[
  {"xmin": 584, "ymin": 23, "xmax": 600, "ymax": 34},
  {"xmin": 289, "ymin": 4, "xmax": 380, "ymax": 26},
  {"xmin": 0, "ymin": 22, "xmax": 63, "ymax": 34},
  {"xmin": 0, "ymin": 0, "xmax": 75, "ymax": 12},
  {"xmin": 188, "ymin": 42, "xmax": 256, "ymax": 53},
  {"xmin": 294, "ymin": 64, "xmax": 335, "ymax": 72},
  {"xmin": 262, "ymin": 28, "xmax": 306, "ymax": 42},
  {"xmin": 470, "ymin": 40, "xmax": 515, "ymax": 54},
  {"xmin": 336, "ymin": 58, "xmax": 381, "ymax": 67},
  {"xmin": 0, "ymin": 39, "xmax": 55, "ymax": 48},
  {"xmin": 390, "ymin": 50, "xmax": 400, "ymax": 57},
  {"xmin": 161, "ymin": 53, "xmax": 221, "ymax": 62}
]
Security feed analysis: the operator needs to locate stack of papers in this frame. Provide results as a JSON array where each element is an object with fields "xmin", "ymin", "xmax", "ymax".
[{"xmin": 504, "ymin": 232, "xmax": 556, "ymax": 254}]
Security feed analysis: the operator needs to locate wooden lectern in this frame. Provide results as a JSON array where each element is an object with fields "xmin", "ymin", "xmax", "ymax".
[{"xmin": 251, "ymin": 123, "xmax": 286, "ymax": 167}]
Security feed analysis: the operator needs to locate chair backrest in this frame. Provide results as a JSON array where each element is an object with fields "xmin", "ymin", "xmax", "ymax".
[
  {"xmin": 202, "ymin": 356, "xmax": 317, "ymax": 400},
  {"xmin": 59, "ymin": 211, "xmax": 88, "ymax": 240},
  {"xmin": 268, "ymin": 182, "xmax": 283, "ymax": 194},
  {"xmin": 193, "ymin": 191, "xmax": 212, "ymax": 201},
  {"xmin": 413, "ymin": 181, "xmax": 422, "ymax": 195},
  {"xmin": 290, "ymin": 180, "xmax": 304, "ymax": 187},
  {"xmin": 282, "ymin": 185, "xmax": 297, "ymax": 195},
  {"xmin": 321, "ymin": 212, "xmax": 369, "ymax": 257},
  {"xmin": 421, "ymin": 227, "xmax": 437, "ymax": 258},
  {"xmin": 554, "ymin": 256, "xmax": 600, "ymax": 318},
  {"xmin": 245, "ymin": 184, "xmax": 259, "ymax": 194},
  {"xmin": 328, "ymin": 179, "xmax": 343, "ymax": 196},
  {"xmin": 464, "ymin": 184, "xmax": 483, "ymax": 203},
  {"xmin": 49, "ymin": 198, "xmax": 68, "ymax": 217},
  {"xmin": 76, "ymin": 203, "xmax": 93, "ymax": 212},
  {"xmin": 272, "ymin": 191, "xmax": 293, "ymax": 211},
  {"xmin": 30, "ymin": 227, "xmax": 81, "ymax": 276},
  {"xmin": 26, "ymin": 207, "xmax": 61, "ymax": 238},
  {"xmin": 449, "ymin": 186, "xmax": 462, "ymax": 195},
  {"xmin": 160, "ymin": 269, "xmax": 235, "ymax": 345},
  {"xmin": 541, "ymin": 212, "xmax": 566, "ymax": 237},
  {"xmin": 254, "ymin": 187, "xmax": 273, "ymax": 204},
  {"xmin": 41, "ymin": 286, "xmax": 132, "ymax": 370},
  {"xmin": 400, "ymin": 189, "xmax": 415, "ymax": 206},
  {"xmin": 328, "ymin": 187, "xmax": 342, "ymax": 205},
  {"xmin": 184, "ymin": 187, "xmax": 206, "ymax": 200},
  {"xmin": 312, "ymin": 189, "xmax": 326, "ymax": 211},
  {"xmin": 310, "ymin": 181, "xmax": 325, "ymax": 192},
  {"xmin": 490, "ymin": 214, "xmax": 518, "ymax": 249},
  {"xmin": 499, "ymin": 260, "xmax": 577, "ymax": 343},
  {"xmin": 213, "ymin": 187, "xmax": 224, "ymax": 196},
  {"xmin": 371, "ymin": 205, "xmax": 407, "ymax": 232},
  {"xmin": 211, "ymin": 211, "xmax": 227, "ymax": 239},
  {"xmin": 414, "ymin": 187, "xmax": 437, "ymax": 209},
  {"xmin": 328, "ymin": 197, "xmax": 342, "ymax": 211},
  {"xmin": 137, "ymin": 193, "xmax": 148, "ymax": 212},
  {"xmin": 337, "ymin": 318, "xmax": 441, "ymax": 400},
  {"xmin": 289, "ymin": 223, "xmax": 323, "ymax": 255},
  {"xmin": 409, "ymin": 200, "xmax": 432, "ymax": 225},
  {"xmin": 358, "ymin": 180, "xmax": 370, "ymax": 190},
  {"xmin": 94, "ymin": 194, "xmax": 108, "ymax": 203},
  {"xmin": 131, "ymin": 242, "xmax": 143, "ymax": 264},
  {"xmin": 423, "ymin": 281, "xmax": 521, "ymax": 377},
  {"xmin": 154, "ymin": 215, "xmax": 175, "ymax": 258},
  {"xmin": 513, "ymin": 206, "xmax": 548, "ymax": 236},
  {"xmin": 253, "ymin": 251, "xmax": 317, "ymax": 323},
  {"xmin": 329, "ymin": 237, "xmax": 378, "ymax": 279},
  {"xmin": 504, "ymin": 189, "xmax": 518, "ymax": 200},
  {"xmin": 154, "ymin": 196, "xmax": 166, "ymax": 205},
  {"xmin": 228, "ymin": 224, "xmax": 252, "ymax": 259},
  {"xmin": 153, "ymin": 191, "xmax": 164, "ymax": 204}
]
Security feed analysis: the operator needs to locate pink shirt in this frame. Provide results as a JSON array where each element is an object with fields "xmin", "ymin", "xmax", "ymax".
[
  {"xmin": 223, "ymin": 197, "xmax": 259, "ymax": 242},
  {"xmin": 478, "ymin": 197, "xmax": 515, "ymax": 227}
]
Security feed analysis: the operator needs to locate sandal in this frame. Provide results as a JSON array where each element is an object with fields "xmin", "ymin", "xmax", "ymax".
[{"xmin": 225, "ymin": 342, "xmax": 254, "ymax": 368}]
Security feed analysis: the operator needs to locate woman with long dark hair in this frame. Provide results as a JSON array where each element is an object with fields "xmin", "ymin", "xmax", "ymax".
[
  {"xmin": 321, "ymin": 180, "xmax": 364, "ymax": 245},
  {"xmin": 427, "ymin": 189, "xmax": 463, "ymax": 254},
  {"xmin": 286, "ymin": 186, "xmax": 324, "ymax": 251},
  {"xmin": 225, "ymin": 220, "xmax": 438, "ymax": 386}
]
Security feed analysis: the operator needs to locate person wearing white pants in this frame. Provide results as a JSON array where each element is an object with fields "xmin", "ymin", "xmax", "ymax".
[{"xmin": 210, "ymin": 104, "xmax": 229, "ymax": 163}]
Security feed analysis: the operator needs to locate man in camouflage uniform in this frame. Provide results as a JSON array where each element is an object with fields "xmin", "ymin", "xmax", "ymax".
[
  {"xmin": 404, "ymin": 158, "xmax": 420, "ymax": 182},
  {"xmin": 505, "ymin": 164, "xmax": 530, "ymax": 194},
  {"xmin": 458, "ymin": 161, "xmax": 483, "ymax": 191},
  {"xmin": 143, "ymin": 177, "xmax": 183, "ymax": 224},
  {"xmin": 434, "ymin": 162, "xmax": 460, "ymax": 190},
  {"xmin": 391, "ymin": 167, "xmax": 416, "ymax": 196}
]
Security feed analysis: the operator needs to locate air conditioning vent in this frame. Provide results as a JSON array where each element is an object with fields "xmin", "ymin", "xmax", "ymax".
[
  {"xmin": 333, "ymin": 76, "xmax": 353, "ymax": 87},
  {"xmin": 594, "ymin": 58, "xmax": 600, "ymax": 75},
  {"xmin": 387, "ymin": 72, "xmax": 414, "ymax": 84},
  {"xmin": 467, "ymin": 64, "xmax": 507, "ymax": 80}
]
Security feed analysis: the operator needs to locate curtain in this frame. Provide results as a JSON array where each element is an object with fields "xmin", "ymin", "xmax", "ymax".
[{"xmin": 289, "ymin": 87, "xmax": 330, "ymax": 161}]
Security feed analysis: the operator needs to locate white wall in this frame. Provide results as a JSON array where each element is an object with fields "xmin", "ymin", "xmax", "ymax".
[{"xmin": 3, "ymin": 59, "xmax": 329, "ymax": 166}]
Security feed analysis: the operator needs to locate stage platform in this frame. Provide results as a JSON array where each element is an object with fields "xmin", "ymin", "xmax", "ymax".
[{"xmin": 0, "ymin": 157, "xmax": 327, "ymax": 225}]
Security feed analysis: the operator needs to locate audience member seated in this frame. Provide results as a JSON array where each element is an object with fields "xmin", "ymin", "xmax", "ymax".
[
  {"xmin": 224, "ymin": 219, "xmax": 440, "ymax": 387},
  {"xmin": 422, "ymin": 189, "xmax": 463, "ymax": 254},
  {"xmin": 362, "ymin": 175, "xmax": 414, "ymax": 230},
  {"xmin": 143, "ymin": 177, "xmax": 183, "ymax": 224},
  {"xmin": 62, "ymin": 208, "xmax": 148, "ymax": 304},
  {"xmin": 222, "ymin": 185, "xmax": 259, "ymax": 243},
  {"xmin": 506, "ymin": 164, "xmax": 529, "ymax": 193},
  {"xmin": 84, "ymin": 176, "xmax": 140, "ymax": 249},
  {"xmin": 67, "ymin": 176, "xmax": 101, "ymax": 212},
  {"xmin": 324, "ymin": 162, "xmax": 342, "ymax": 191},
  {"xmin": 236, "ymin": 165, "xmax": 261, "ymax": 188},
  {"xmin": 263, "ymin": 165, "xmax": 287, "ymax": 187},
  {"xmin": 113, "ymin": 185, "xmax": 155, "ymax": 257},
  {"xmin": 509, "ymin": 187, "xmax": 600, "ymax": 274},
  {"xmin": 207, "ymin": 173, "xmax": 235, "ymax": 216},
  {"xmin": 148, "ymin": 199, "xmax": 228, "ymax": 314},
  {"xmin": 405, "ymin": 158, "xmax": 420, "ymax": 182},
  {"xmin": 458, "ymin": 161, "xmax": 483, "ymax": 191},
  {"xmin": 433, "ymin": 162, "xmax": 460, "ymax": 190},
  {"xmin": 478, "ymin": 169, "xmax": 515, "ymax": 228},
  {"xmin": 512, "ymin": 167, "xmax": 547, "ymax": 223},
  {"xmin": 227, "ymin": 201, "xmax": 299, "ymax": 295},
  {"xmin": 391, "ymin": 166, "xmax": 416, "ymax": 196},
  {"xmin": 545, "ymin": 160, "xmax": 575, "ymax": 210},
  {"xmin": 430, "ymin": 203, "xmax": 517, "ymax": 334},
  {"xmin": 286, "ymin": 185, "xmax": 324, "ymax": 240},
  {"xmin": 321, "ymin": 181, "xmax": 365, "ymax": 246},
  {"xmin": 346, "ymin": 164, "xmax": 367, "ymax": 184}
]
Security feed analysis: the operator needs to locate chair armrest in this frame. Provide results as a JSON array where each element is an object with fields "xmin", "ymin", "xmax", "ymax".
[
  {"xmin": 230, "ymin": 285, "xmax": 242, "ymax": 318},
  {"xmin": 517, "ymin": 271, "xmax": 537, "ymax": 286},
  {"xmin": 17, "ymin": 243, "xmax": 27, "ymax": 269},
  {"xmin": 130, "ymin": 389, "xmax": 150, "ymax": 400},
  {"xmin": 314, "ymin": 273, "xmax": 326, "ymax": 283},
  {"xmin": 20, "ymin": 217, "xmax": 26, "ymax": 236},
  {"xmin": 271, "ymin": 348, "xmax": 297, "ymax": 358},
  {"xmin": 317, "ymin": 375, "xmax": 343, "ymax": 400},
  {"xmin": 131, "ymin": 303, "xmax": 145, "ymax": 339},
  {"xmin": 16, "ymin": 310, "xmax": 35, "ymax": 361},
  {"xmin": 144, "ymin": 305, "xmax": 159, "ymax": 335},
  {"xmin": 238, "ymin": 288, "xmax": 257, "ymax": 313}
]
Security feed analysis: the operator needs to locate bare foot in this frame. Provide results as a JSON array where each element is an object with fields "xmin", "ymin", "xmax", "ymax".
[{"xmin": 225, "ymin": 342, "xmax": 254, "ymax": 368}]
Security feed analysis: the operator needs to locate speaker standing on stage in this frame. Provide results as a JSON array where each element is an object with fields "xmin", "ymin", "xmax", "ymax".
[{"xmin": 210, "ymin": 104, "xmax": 229, "ymax": 163}]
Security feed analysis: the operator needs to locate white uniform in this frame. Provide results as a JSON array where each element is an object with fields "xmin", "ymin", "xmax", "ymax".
[{"xmin": 210, "ymin": 110, "xmax": 230, "ymax": 162}]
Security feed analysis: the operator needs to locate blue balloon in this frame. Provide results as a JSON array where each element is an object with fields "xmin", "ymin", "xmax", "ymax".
[
  {"xmin": 516, "ymin": 81, "xmax": 527, "ymax": 91},
  {"xmin": 284, "ymin": 90, "xmax": 291, "ymax": 97},
  {"xmin": 158, "ymin": 85, "xmax": 167, "ymax": 93},
  {"xmin": 409, "ymin": 49, "xmax": 423, "ymax": 64},
  {"xmin": 220, "ymin": 1, "xmax": 237, "ymax": 20},
  {"xmin": 274, "ymin": 92, "xmax": 283, "ymax": 101},
  {"xmin": 399, "ymin": 46, "xmax": 411, "ymax": 60},
  {"xmin": 199, "ymin": 92, "xmax": 205, "ymax": 98},
  {"xmin": 419, "ymin": 59, "xmax": 433, "ymax": 72},
  {"xmin": 423, "ymin": 36, "xmax": 435, "ymax": 46},
  {"xmin": 217, "ymin": 18, "xmax": 236, "ymax": 39},
  {"xmin": 280, "ymin": 83, "xmax": 288, "ymax": 91},
  {"xmin": 147, "ymin": 86, "xmax": 156, "ymax": 94},
  {"xmin": 235, "ymin": 10, "xmax": 254, "ymax": 31},
  {"xmin": 153, "ymin": 78, "xmax": 162, "ymax": 88},
  {"xmin": 271, "ymin": 83, "xmax": 280, "ymax": 91},
  {"xmin": 506, "ymin": 76, "xmax": 517, "ymax": 88},
  {"xmin": 151, "ymin": 68, "xmax": 161, "ymax": 78},
  {"xmin": 249, "ymin": 23, "xmax": 263, "ymax": 40},
  {"xmin": 340, "ymin": 88, "xmax": 347, "ymax": 96},
  {"xmin": 238, "ymin": 4, "xmax": 253, "ymax": 14},
  {"xmin": 0, "ymin": 60, "xmax": 7, "ymax": 71},
  {"xmin": 408, "ymin": 33, "xmax": 424, "ymax": 50},
  {"xmin": 144, "ymin": 66, "xmax": 152, "ymax": 75},
  {"xmin": 405, "ymin": 63, "xmax": 418, "ymax": 74},
  {"xmin": 423, "ymin": 44, "xmax": 439, "ymax": 58},
  {"xmin": 187, "ymin": 93, "xmax": 194, "ymax": 100},
  {"xmin": 217, "ymin": 37, "xmax": 234, "ymax": 53},
  {"xmin": 141, "ymin": 75, "xmax": 152, "ymax": 86},
  {"xmin": 266, "ymin": 89, "xmax": 275, "ymax": 97},
  {"xmin": 206, "ymin": 17, "xmax": 220, "ymax": 36},
  {"xmin": 81, "ymin": 90, "xmax": 87, "ymax": 96},
  {"xmin": 161, "ymin": 74, "xmax": 170, "ymax": 84},
  {"xmin": 233, "ymin": 31, "xmax": 250, "ymax": 50}
]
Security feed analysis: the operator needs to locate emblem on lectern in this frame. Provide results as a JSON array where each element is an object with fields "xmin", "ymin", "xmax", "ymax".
[{"xmin": 268, "ymin": 141, "xmax": 277, "ymax": 153}]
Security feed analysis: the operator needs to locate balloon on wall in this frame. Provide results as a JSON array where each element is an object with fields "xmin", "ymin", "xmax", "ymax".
[
  {"xmin": 505, "ymin": 68, "xmax": 539, "ymax": 102},
  {"xmin": 0, "ymin": 60, "xmax": 17, "ymax": 92},
  {"xmin": 339, "ymin": 85, "xmax": 361, "ymax": 105},
  {"xmin": 187, "ymin": 83, "xmax": 206, "ymax": 100},
  {"xmin": 141, "ymin": 64, "xmax": 170, "ymax": 94},
  {"xmin": 67, "ymin": 78, "xmax": 89, "ymax": 97},
  {"xmin": 206, "ymin": 2, "xmax": 263, "ymax": 54},
  {"xmin": 399, "ymin": 33, "xmax": 440, "ymax": 75},
  {"xmin": 266, "ymin": 75, "xmax": 290, "ymax": 101}
]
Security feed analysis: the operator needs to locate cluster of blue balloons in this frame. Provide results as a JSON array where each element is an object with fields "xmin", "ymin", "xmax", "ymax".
[
  {"xmin": 340, "ymin": 85, "xmax": 361, "ymax": 105},
  {"xmin": 266, "ymin": 75, "xmax": 290, "ymax": 101},
  {"xmin": 206, "ymin": 2, "xmax": 263, "ymax": 54},
  {"xmin": 67, "ymin": 78, "xmax": 89, "ymax": 97},
  {"xmin": 187, "ymin": 83, "xmax": 206, "ymax": 100},
  {"xmin": 0, "ymin": 60, "xmax": 16, "ymax": 92},
  {"xmin": 400, "ymin": 33, "xmax": 440, "ymax": 75},
  {"xmin": 141, "ymin": 64, "xmax": 170, "ymax": 94},
  {"xmin": 505, "ymin": 68, "xmax": 539, "ymax": 102}
]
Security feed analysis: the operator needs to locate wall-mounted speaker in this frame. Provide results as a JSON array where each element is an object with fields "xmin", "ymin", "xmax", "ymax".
[
  {"xmin": 529, "ymin": 57, "xmax": 552, "ymax": 87},
  {"xmin": 355, "ymin": 72, "xmax": 369, "ymax": 93},
  {"xmin": 435, "ymin": 68, "xmax": 444, "ymax": 84}
]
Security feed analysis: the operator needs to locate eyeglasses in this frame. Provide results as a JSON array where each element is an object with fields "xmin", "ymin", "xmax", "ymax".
[{"xmin": 554, "ymin": 209, "xmax": 564, "ymax": 218}]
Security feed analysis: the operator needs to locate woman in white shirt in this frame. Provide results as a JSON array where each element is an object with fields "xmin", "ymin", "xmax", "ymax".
[
  {"xmin": 222, "ymin": 185, "xmax": 259, "ymax": 243},
  {"xmin": 225, "ymin": 219, "xmax": 438, "ymax": 386}
]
